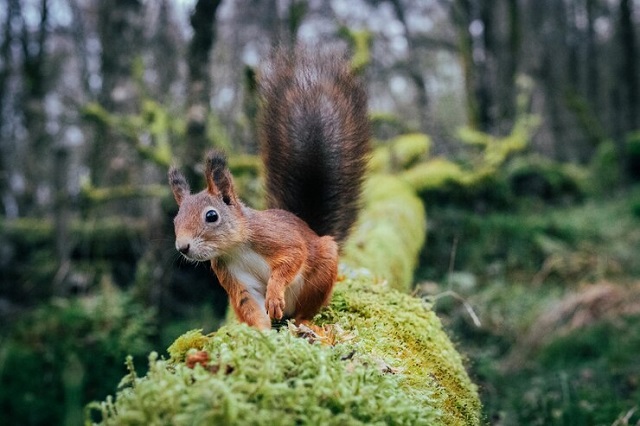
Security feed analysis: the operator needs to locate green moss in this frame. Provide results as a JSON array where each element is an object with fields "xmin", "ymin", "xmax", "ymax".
[
  {"xmin": 318, "ymin": 277, "xmax": 482, "ymax": 425},
  {"xmin": 82, "ymin": 98, "xmax": 185, "ymax": 169},
  {"xmin": 80, "ymin": 183, "xmax": 169, "ymax": 205},
  {"xmin": 1, "ymin": 287, "xmax": 155, "ymax": 426},
  {"xmin": 342, "ymin": 174, "xmax": 426, "ymax": 292},
  {"xmin": 338, "ymin": 27, "xmax": 373, "ymax": 74},
  {"xmin": 167, "ymin": 329, "xmax": 211, "ymax": 363},
  {"xmin": 401, "ymin": 158, "xmax": 469, "ymax": 193},
  {"xmin": 91, "ymin": 276, "xmax": 481, "ymax": 425},
  {"xmin": 369, "ymin": 113, "xmax": 411, "ymax": 137},
  {"xmin": 370, "ymin": 133, "xmax": 431, "ymax": 173}
]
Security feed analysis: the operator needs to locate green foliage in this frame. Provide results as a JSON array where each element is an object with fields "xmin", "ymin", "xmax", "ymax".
[
  {"xmin": 506, "ymin": 155, "xmax": 587, "ymax": 204},
  {"xmin": 477, "ymin": 303, "xmax": 640, "ymax": 426},
  {"xmin": 342, "ymin": 174, "xmax": 427, "ymax": 292},
  {"xmin": 626, "ymin": 131, "xmax": 640, "ymax": 181},
  {"xmin": 457, "ymin": 78, "xmax": 538, "ymax": 175},
  {"xmin": 82, "ymin": 100, "xmax": 184, "ymax": 168},
  {"xmin": 227, "ymin": 154, "xmax": 265, "ymax": 209},
  {"xmin": 80, "ymin": 183, "xmax": 169, "ymax": 206},
  {"xmin": 588, "ymin": 132, "xmax": 640, "ymax": 189},
  {"xmin": 424, "ymin": 185, "xmax": 640, "ymax": 425},
  {"xmin": 287, "ymin": 0, "xmax": 309, "ymax": 39},
  {"xmin": 631, "ymin": 188, "xmax": 640, "ymax": 218},
  {"xmin": 589, "ymin": 140, "xmax": 622, "ymax": 195},
  {"xmin": 0, "ymin": 286, "xmax": 155, "ymax": 426},
  {"xmin": 420, "ymin": 192, "xmax": 640, "ymax": 282},
  {"xmin": 419, "ymin": 207, "xmax": 547, "ymax": 280},
  {"xmin": 393, "ymin": 107, "xmax": 566, "ymax": 212},
  {"xmin": 369, "ymin": 112, "xmax": 411, "ymax": 139},
  {"xmin": 0, "ymin": 219, "xmax": 58, "ymax": 301},
  {"xmin": 0, "ymin": 218, "xmax": 147, "ymax": 303},
  {"xmin": 338, "ymin": 28, "xmax": 373, "ymax": 74},
  {"xmin": 91, "ymin": 276, "xmax": 481, "ymax": 426},
  {"xmin": 205, "ymin": 111, "xmax": 233, "ymax": 154},
  {"xmin": 4, "ymin": 217, "xmax": 146, "ymax": 261},
  {"xmin": 402, "ymin": 148, "xmax": 586, "ymax": 212}
]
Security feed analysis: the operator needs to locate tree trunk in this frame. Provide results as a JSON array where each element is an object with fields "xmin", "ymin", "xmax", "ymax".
[
  {"xmin": 452, "ymin": 0, "xmax": 481, "ymax": 130},
  {"xmin": 92, "ymin": 0, "xmax": 143, "ymax": 189},
  {"xmin": 616, "ymin": 0, "xmax": 637, "ymax": 185},
  {"xmin": 619, "ymin": 0, "xmax": 638, "ymax": 131},
  {"xmin": 68, "ymin": 0, "xmax": 94, "ymax": 99},
  {"xmin": 19, "ymin": 0, "xmax": 50, "ymax": 216},
  {"xmin": 585, "ymin": 0, "xmax": 599, "ymax": 108},
  {"xmin": 184, "ymin": 0, "xmax": 222, "ymax": 186},
  {"xmin": 0, "ymin": 0, "xmax": 14, "ymax": 217},
  {"xmin": 389, "ymin": 0, "xmax": 432, "ymax": 138},
  {"xmin": 53, "ymin": 145, "xmax": 71, "ymax": 294}
]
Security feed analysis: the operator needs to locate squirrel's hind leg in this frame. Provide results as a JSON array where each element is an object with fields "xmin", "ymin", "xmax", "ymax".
[{"xmin": 293, "ymin": 237, "xmax": 338, "ymax": 323}]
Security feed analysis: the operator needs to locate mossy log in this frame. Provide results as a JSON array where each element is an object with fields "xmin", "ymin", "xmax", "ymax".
[
  {"xmin": 92, "ymin": 277, "xmax": 481, "ymax": 425},
  {"xmin": 90, "ymin": 173, "xmax": 481, "ymax": 425},
  {"xmin": 369, "ymin": 133, "xmax": 431, "ymax": 173},
  {"xmin": 342, "ymin": 174, "xmax": 426, "ymax": 292},
  {"xmin": 401, "ymin": 158, "xmax": 470, "ymax": 193}
]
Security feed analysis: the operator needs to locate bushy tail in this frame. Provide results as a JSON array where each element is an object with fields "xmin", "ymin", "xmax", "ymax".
[{"xmin": 257, "ymin": 46, "xmax": 370, "ymax": 244}]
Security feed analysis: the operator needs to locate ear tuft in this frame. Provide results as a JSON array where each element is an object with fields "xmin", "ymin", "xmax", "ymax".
[
  {"xmin": 168, "ymin": 166, "xmax": 190, "ymax": 206},
  {"xmin": 205, "ymin": 150, "xmax": 228, "ymax": 188},
  {"xmin": 204, "ymin": 150, "xmax": 238, "ymax": 204}
]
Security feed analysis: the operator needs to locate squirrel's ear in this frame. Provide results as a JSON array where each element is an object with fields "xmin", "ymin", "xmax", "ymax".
[
  {"xmin": 168, "ymin": 166, "xmax": 190, "ymax": 206},
  {"xmin": 205, "ymin": 150, "xmax": 237, "ymax": 205}
]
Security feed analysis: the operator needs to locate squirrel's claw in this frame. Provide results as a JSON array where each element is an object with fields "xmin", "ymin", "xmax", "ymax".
[{"xmin": 265, "ymin": 292, "xmax": 285, "ymax": 320}]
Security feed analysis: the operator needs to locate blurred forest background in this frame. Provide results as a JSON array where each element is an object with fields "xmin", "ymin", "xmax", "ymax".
[{"xmin": 1, "ymin": 0, "xmax": 640, "ymax": 424}]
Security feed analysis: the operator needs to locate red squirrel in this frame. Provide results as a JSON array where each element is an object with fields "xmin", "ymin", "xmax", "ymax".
[{"xmin": 168, "ymin": 47, "xmax": 370, "ymax": 330}]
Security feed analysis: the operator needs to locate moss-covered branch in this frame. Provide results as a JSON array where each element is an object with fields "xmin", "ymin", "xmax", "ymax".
[
  {"xmin": 1, "ymin": 217, "xmax": 146, "ymax": 260},
  {"xmin": 91, "ymin": 277, "xmax": 480, "ymax": 425},
  {"xmin": 342, "ymin": 174, "xmax": 426, "ymax": 292},
  {"xmin": 80, "ymin": 184, "xmax": 169, "ymax": 205}
]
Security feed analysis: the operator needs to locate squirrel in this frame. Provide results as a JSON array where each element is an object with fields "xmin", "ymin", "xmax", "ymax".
[{"xmin": 168, "ymin": 47, "xmax": 370, "ymax": 330}]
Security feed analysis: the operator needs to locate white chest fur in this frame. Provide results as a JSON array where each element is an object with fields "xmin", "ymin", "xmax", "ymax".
[{"xmin": 225, "ymin": 245, "xmax": 304, "ymax": 318}]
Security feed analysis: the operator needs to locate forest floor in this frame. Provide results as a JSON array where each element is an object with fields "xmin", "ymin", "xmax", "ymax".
[{"xmin": 417, "ymin": 186, "xmax": 640, "ymax": 425}]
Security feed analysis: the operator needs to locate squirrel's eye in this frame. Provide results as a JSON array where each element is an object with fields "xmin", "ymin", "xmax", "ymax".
[{"xmin": 205, "ymin": 209, "xmax": 219, "ymax": 223}]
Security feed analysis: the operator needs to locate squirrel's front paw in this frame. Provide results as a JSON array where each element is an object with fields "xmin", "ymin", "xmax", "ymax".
[{"xmin": 265, "ymin": 291, "xmax": 285, "ymax": 320}]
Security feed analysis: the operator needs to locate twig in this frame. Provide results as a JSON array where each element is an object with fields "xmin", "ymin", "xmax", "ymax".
[
  {"xmin": 447, "ymin": 235, "xmax": 459, "ymax": 289},
  {"xmin": 432, "ymin": 290, "xmax": 482, "ymax": 328}
]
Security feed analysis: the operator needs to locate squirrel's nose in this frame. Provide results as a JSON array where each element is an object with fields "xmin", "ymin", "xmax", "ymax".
[{"xmin": 176, "ymin": 242, "xmax": 190, "ymax": 254}]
